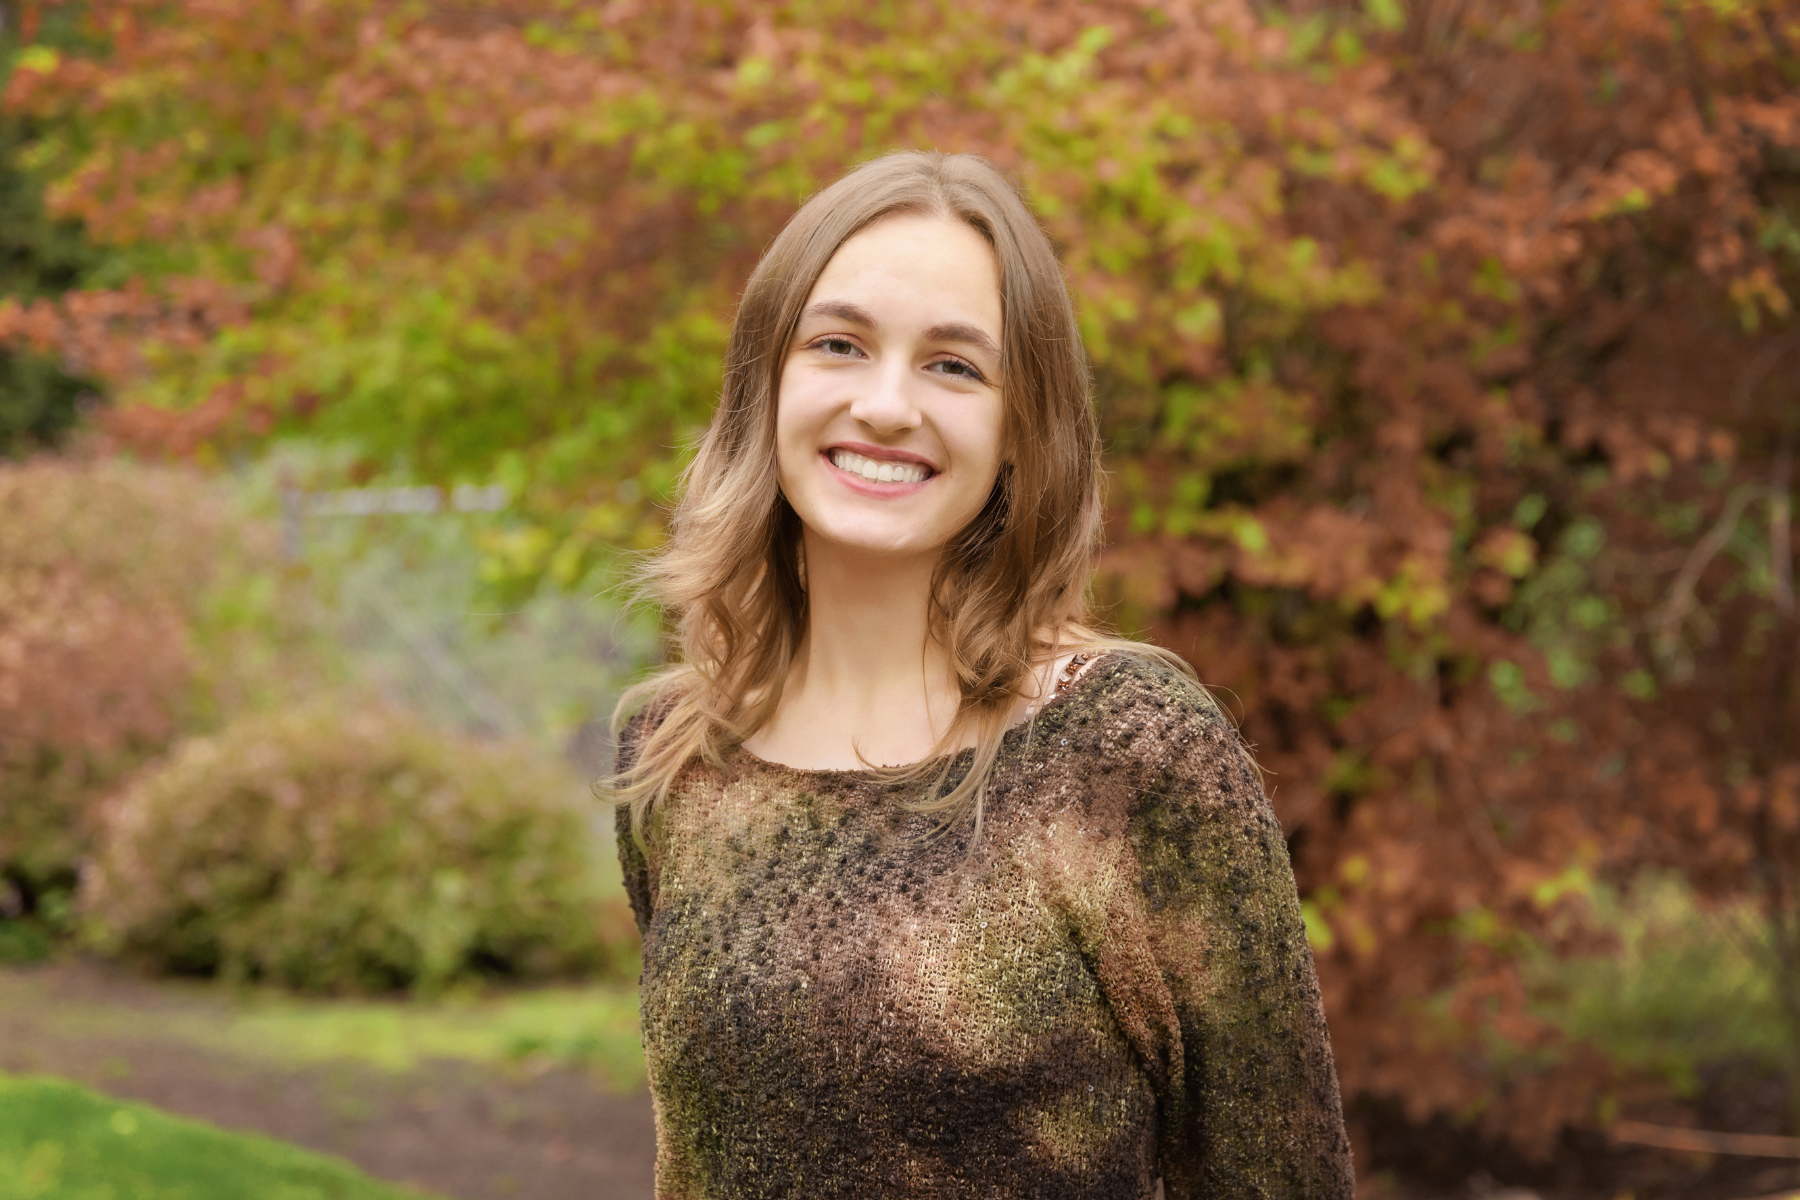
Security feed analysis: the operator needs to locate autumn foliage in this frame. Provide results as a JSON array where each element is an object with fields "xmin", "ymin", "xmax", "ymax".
[
  {"xmin": 5, "ymin": 0, "xmax": 1800, "ymax": 1146},
  {"xmin": 0, "ymin": 456, "xmax": 225, "ymax": 916}
]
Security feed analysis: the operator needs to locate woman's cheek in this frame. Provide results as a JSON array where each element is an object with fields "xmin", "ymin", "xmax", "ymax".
[
  {"xmin": 951, "ymin": 407, "xmax": 1006, "ymax": 510},
  {"xmin": 771, "ymin": 377, "xmax": 823, "ymax": 496}
]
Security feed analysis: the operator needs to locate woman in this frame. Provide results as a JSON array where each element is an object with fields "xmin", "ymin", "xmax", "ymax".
[{"xmin": 610, "ymin": 151, "xmax": 1353, "ymax": 1198}]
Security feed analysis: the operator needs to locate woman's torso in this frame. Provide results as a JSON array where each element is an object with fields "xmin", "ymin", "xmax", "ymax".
[{"xmin": 617, "ymin": 652, "xmax": 1353, "ymax": 1200}]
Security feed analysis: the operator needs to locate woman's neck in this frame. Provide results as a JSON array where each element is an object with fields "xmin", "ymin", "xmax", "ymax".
[{"xmin": 743, "ymin": 531, "xmax": 961, "ymax": 770}]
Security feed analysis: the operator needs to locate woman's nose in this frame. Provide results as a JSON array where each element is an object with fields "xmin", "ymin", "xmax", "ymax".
[{"xmin": 848, "ymin": 359, "xmax": 921, "ymax": 434}]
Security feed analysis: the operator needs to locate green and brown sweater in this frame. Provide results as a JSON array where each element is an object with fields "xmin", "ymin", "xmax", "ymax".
[{"xmin": 616, "ymin": 652, "xmax": 1353, "ymax": 1199}]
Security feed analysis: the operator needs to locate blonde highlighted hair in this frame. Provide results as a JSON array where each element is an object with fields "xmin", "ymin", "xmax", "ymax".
[{"xmin": 609, "ymin": 150, "xmax": 1189, "ymax": 838}]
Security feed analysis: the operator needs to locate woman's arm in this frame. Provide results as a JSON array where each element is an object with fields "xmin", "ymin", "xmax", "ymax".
[
  {"xmin": 612, "ymin": 711, "xmax": 655, "ymax": 938},
  {"xmin": 1124, "ymin": 685, "xmax": 1354, "ymax": 1198}
]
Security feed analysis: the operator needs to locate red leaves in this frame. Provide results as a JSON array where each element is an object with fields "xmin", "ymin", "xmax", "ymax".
[
  {"xmin": 0, "ymin": 280, "xmax": 243, "ymax": 386},
  {"xmin": 0, "ymin": 458, "xmax": 232, "ymax": 896}
]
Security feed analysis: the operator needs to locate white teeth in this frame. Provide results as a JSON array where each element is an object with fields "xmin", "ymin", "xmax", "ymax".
[{"xmin": 829, "ymin": 449, "xmax": 929, "ymax": 484}]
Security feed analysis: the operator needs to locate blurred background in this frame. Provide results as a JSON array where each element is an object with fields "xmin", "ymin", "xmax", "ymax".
[{"xmin": 0, "ymin": 1, "xmax": 1797, "ymax": 1197}]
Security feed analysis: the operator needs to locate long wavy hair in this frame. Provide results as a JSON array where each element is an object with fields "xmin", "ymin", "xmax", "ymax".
[{"xmin": 609, "ymin": 150, "xmax": 1185, "ymax": 839}]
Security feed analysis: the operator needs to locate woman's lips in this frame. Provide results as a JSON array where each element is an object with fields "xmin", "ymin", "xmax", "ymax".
[
  {"xmin": 821, "ymin": 447, "xmax": 935, "ymax": 493},
  {"xmin": 827, "ymin": 447, "xmax": 934, "ymax": 483}
]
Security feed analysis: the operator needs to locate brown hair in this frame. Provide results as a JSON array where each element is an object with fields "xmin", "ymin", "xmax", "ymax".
[{"xmin": 609, "ymin": 149, "xmax": 1183, "ymax": 837}]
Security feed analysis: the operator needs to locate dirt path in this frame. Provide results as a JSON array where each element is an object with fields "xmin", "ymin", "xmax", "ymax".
[{"xmin": 0, "ymin": 960, "xmax": 655, "ymax": 1200}]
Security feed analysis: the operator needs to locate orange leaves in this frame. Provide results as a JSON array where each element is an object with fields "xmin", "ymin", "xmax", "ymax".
[
  {"xmin": 1576, "ymin": 148, "xmax": 1685, "ymax": 221},
  {"xmin": 102, "ymin": 381, "xmax": 261, "ymax": 459},
  {"xmin": 1474, "ymin": 528, "xmax": 1537, "ymax": 579},
  {"xmin": 1232, "ymin": 504, "xmax": 1386, "ymax": 602},
  {"xmin": 1751, "ymin": 766, "xmax": 1800, "ymax": 836},
  {"xmin": 0, "ymin": 279, "xmax": 243, "ymax": 387},
  {"xmin": 1558, "ymin": 396, "xmax": 1728, "ymax": 485},
  {"xmin": 0, "ymin": 457, "xmax": 236, "ymax": 892},
  {"xmin": 243, "ymin": 225, "xmax": 299, "ymax": 292}
]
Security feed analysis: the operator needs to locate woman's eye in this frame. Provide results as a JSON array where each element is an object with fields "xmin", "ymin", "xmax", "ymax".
[
  {"xmin": 815, "ymin": 337, "xmax": 859, "ymax": 357},
  {"xmin": 930, "ymin": 357, "xmax": 984, "ymax": 381}
]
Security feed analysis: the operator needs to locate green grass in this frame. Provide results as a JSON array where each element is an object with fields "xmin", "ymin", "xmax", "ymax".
[
  {"xmin": 200, "ymin": 984, "xmax": 646, "ymax": 1090},
  {"xmin": 0, "ymin": 1074, "xmax": 440, "ymax": 1199},
  {"xmin": 0, "ymin": 967, "xmax": 646, "ymax": 1093}
]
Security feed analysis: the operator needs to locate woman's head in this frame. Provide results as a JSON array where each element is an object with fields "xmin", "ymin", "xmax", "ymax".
[
  {"xmin": 739, "ymin": 152, "xmax": 1101, "ymax": 596},
  {"xmin": 617, "ymin": 150, "xmax": 1111, "ymax": 821}
]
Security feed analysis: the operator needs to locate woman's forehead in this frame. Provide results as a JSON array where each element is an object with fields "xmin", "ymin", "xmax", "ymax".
[{"xmin": 806, "ymin": 215, "xmax": 1002, "ymax": 337}]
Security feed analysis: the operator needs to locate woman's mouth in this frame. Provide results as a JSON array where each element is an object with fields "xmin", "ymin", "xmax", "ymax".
[{"xmin": 826, "ymin": 448, "xmax": 933, "ymax": 485}]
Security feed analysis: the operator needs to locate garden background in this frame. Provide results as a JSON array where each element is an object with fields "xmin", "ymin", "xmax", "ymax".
[{"xmin": 2, "ymin": 0, "xmax": 1799, "ymax": 1197}]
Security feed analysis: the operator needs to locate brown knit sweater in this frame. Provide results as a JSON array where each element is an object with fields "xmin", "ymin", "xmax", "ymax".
[{"xmin": 616, "ymin": 651, "xmax": 1353, "ymax": 1199}]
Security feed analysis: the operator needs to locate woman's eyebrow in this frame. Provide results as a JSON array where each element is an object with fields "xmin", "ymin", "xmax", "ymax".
[
  {"xmin": 801, "ymin": 302, "xmax": 998, "ymax": 357},
  {"xmin": 800, "ymin": 300, "xmax": 878, "ymax": 329},
  {"xmin": 925, "ymin": 321, "xmax": 999, "ymax": 357}
]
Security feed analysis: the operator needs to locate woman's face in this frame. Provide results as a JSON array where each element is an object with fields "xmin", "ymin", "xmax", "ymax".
[{"xmin": 774, "ymin": 213, "xmax": 1005, "ymax": 560}]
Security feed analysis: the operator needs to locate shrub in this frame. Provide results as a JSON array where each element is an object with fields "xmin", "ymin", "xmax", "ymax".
[
  {"xmin": 0, "ymin": 455, "xmax": 231, "ymax": 927},
  {"xmin": 1527, "ymin": 874, "xmax": 1782, "ymax": 1093},
  {"xmin": 82, "ymin": 703, "xmax": 625, "ymax": 993}
]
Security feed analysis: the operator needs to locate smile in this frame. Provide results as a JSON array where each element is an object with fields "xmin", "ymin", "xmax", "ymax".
[{"xmin": 827, "ymin": 448, "xmax": 933, "ymax": 485}]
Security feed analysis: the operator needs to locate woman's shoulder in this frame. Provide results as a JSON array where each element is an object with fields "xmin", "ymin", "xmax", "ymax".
[
  {"xmin": 612, "ymin": 684, "xmax": 683, "ymax": 775},
  {"xmin": 1060, "ymin": 646, "xmax": 1231, "ymax": 733},
  {"xmin": 1048, "ymin": 647, "xmax": 1255, "ymax": 799}
]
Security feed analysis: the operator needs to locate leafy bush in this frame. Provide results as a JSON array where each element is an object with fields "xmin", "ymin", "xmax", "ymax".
[
  {"xmin": 0, "ymin": 916, "xmax": 52, "ymax": 965},
  {"xmin": 1528, "ymin": 874, "xmax": 1782, "ymax": 1093},
  {"xmin": 82, "ymin": 703, "xmax": 626, "ymax": 993},
  {"xmin": 0, "ymin": 456, "xmax": 232, "ymax": 928}
]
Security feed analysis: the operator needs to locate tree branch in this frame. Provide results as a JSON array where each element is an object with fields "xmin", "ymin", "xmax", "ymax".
[
  {"xmin": 1654, "ymin": 486, "xmax": 1766, "ymax": 658},
  {"xmin": 1773, "ymin": 441, "xmax": 1794, "ymax": 619}
]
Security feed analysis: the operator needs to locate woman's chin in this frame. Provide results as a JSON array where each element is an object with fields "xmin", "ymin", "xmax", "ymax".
[{"xmin": 808, "ymin": 522, "xmax": 950, "ymax": 562}]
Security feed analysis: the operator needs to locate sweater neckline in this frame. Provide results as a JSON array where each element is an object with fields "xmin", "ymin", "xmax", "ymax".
[{"xmin": 728, "ymin": 648, "xmax": 1119, "ymax": 781}]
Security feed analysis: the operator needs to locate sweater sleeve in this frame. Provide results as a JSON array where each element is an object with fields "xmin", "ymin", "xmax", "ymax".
[
  {"xmin": 612, "ymin": 711, "xmax": 655, "ymax": 938},
  {"xmin": 1126, "ymin": 690, "xmax": 1354, "ymax": 1199}
]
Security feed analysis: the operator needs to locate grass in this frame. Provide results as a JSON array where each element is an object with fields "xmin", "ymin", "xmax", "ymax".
[
  {"xmin": 202, "ymin": 984, "xmax": 647, "ymax": 1090},
  {"xmin": 0, "ymin": 967, "xmax": 646, "ymax": 1093},
  {"xmin": 0, "ymin": 1073, "xmax": 441, "ymax": 1199}
]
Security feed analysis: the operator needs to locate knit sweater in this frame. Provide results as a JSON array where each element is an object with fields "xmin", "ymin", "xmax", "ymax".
[{"xmin": 615, "ymin": 651, "xmax": 1354, "ymax": 1199}]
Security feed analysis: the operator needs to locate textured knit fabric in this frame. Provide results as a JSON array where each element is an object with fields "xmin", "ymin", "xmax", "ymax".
[{"xmin": 616, "ymin": 651, "xmax": 1354, "ymax": 1199}]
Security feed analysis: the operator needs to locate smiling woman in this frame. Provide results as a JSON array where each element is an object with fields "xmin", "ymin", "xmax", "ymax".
[{"xmin": 605, "ymin": 152, "xmax": 1353, "ymax": 1199}]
